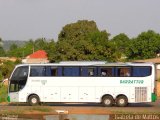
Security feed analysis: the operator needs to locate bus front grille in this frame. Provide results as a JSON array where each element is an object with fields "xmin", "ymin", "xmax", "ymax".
[{"xmin": 135, "ymin": 87, "xmax": 147, "ymax": 102}]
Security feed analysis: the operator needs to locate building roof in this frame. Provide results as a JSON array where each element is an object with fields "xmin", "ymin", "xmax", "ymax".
[
  {"xmin": 27, "ymin": 50, "xmax": 48, "ymax": 59},
  {"xmin": 134, "ymin": 57, "xmax": 160, "ymax": 64}
]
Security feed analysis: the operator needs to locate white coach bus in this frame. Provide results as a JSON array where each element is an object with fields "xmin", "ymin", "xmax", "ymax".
[{"xmin": 7, "ymin": 61, "xmax": 157, "ymax": 107}]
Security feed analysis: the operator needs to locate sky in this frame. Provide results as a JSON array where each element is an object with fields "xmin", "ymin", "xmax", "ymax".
[{"xmin": 0, "ymin": 0, "xmax": 160, "ymax": 41}]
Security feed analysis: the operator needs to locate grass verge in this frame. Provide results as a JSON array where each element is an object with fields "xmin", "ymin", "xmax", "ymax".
[
  {"xmin": 0, "ymin": 106, "xmax": 52, "ymax": 114},
  {"xmin": 28, "ymin": 106, "xmax": 52, "ymax": 112},
  {"xmin": 0, "ymin": 84, "xmax": 8, "ymax": 103},
  {"xmin": 0, "ymin": 109, "xmax": 25, "ymax": 115}
]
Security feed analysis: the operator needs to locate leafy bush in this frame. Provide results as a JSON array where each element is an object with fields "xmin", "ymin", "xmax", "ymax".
[
  {"xmin": 0, "ymin": 61, "xmax": 15, "ymax": 78},
  {"xmin": 0, "ymin": 84, "xmax": 8, "ymax": 103},
  {"xmin": 0, "ymin": 71, "xmax": 3, "ymax": 82}
]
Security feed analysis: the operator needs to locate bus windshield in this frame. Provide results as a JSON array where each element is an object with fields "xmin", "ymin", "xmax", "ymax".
[{"xmin": 9, "ymin": 66, "xmax": 29, "ymax": 92}]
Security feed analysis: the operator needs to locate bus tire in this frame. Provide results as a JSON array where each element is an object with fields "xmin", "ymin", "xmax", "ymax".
[
  {"xmin": 116, "ymin": 95, "xmax": 128, "ymax": 107},
  {"xmin": 102, "ymin": 96, "xmax": 114, "ymax": 107},
  {"xmin": 28, "ymin": 95, "xmax": 40, "ymax": 106}
]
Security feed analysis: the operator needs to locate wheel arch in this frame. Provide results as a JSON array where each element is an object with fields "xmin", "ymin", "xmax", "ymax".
[
  {"xmin": 27, "ymin": 93, "xmax": 40, "ymax": 102},
  {"xmin": 116, "ymin": 94, "xmax": 128, "ymax": 100},
  {"xmin": 115, "ymin": 94, "xmax": 129, "ymax": 107},
  {"xmin": 101, "ymin": 94, "xmax": 114, "ymax": 102}
]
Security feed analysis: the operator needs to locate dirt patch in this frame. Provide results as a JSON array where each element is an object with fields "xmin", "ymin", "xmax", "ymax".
[
  {"xmin": 0, "ymin": 102, "xmax": 8, "ymax": 105},
  {"xmin": 157, "ymin": 82, "xmax": 160, "ymax": 97},
  {"xmin": 24, "ymin": 107, "xmax": 112, "ymax": 115},
  {"xmin": 63, "ymin": 107, "xmax": 113, "ymax": 114}
]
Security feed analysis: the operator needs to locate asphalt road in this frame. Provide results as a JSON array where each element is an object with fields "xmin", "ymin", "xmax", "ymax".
[
  {"xmin": 0, "ymin": 99, "xmax": 160, "ymax": 114},
  {"xmin": 0, "ymin": 101, "xmax": 160, "ymax": 120}
]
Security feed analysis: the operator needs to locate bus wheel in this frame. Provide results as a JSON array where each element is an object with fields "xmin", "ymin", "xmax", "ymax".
[
  {"xmin": 28, "ymin": 95, "xmax": 40, "ymax": 106},
  {"xmin": 102, "ymin": 96, "xmax": 114, "ymax": 107},
  {"xmin": 116, "ymin": 95, "xmax": 128, "ymax": 107}
]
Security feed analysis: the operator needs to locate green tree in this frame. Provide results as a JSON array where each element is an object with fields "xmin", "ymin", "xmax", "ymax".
[
  {"xmin": 0, "ymin": 71, "xmax": 3, "ymax": 81},
  {"xmin": 45, "ymin": 40, "xmax": 56, "ymax": 62},
  {"xmin": 111, "ymin": 33, "xmax": 130, "ymax": 60},
  {"xmin": 58, "ymin": 20, "xmax": 99, "ymax": 41},
  {"xmin": 21, "ymin": 40, "xmax": 35, "ymax": 57},
  {"xmin": 9, "ymin": 43, "xmax": 18, "ymax": 51},
  {"xmin": 127, "ymin": 30, "xmax": 160, "ymax": 59},
  {"xmin": 6, "ymin": 38, "xmax": 48, "ymax": 58},
  {"xmin": 0, "ymin": 38, "xmax": 2, "ymax": 46},
  {"xmin": 24, "ymin": 38, "xmax": 50, "ymax": 53},
  {"xmin": 0, "ymin": 61, "xmax": 15, "ymax": 78},
  {"xmin": 56, "ymin": 20, "xmax": 100, "ymax": 61},
  {"xmin": 0, "ymin": 38, "xmax": 5, "ymax": 57},
  {"xmin": 34, "ymin": 38, "xmax": 48, "ymax": 51},
  {"xmin": 51, "ymin": 20, "xmax": 117, "ymax": 62},
  {"xmin": 0, "ymin": 47, "xmax": 5, "ymax": 57},
  {"xmin": 7, "ymin": 44, "xmax": 23, "ymax": 57}
]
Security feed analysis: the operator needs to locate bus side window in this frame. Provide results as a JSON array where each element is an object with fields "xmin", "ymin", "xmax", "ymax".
[
  {"xmin": 51, "ymin": 68, "xmax": 57, "ymax": 76},
  {"xmin": 63, "ymin": 67, "xmax": 72, "ymax": 76},
  {"xmin": 72, "ymin": 67, "xmax": 80, "ymax": 76},
  {"xmin": 88, "ymin": 68, "xmax": 94, "ymax": 76},
  {"xmin": 10, "ymin": 66, "xmax": 29, "ymax": 92},
  {"xmin": 89, "ymin": 67, "xmax": 98, "ymax": 76},
  {"xmin": 57, "ymin": 67, "xmax": 63, "ymax": 76},
  {"xmin": 30, "ymin": 66, "xmax": 45, "ymax": 76},
  {"xmin": 30, "ymin": 68, "xmax": 38, "ymax": 76},
  {"xmin": 132, "ymin": 66, "xmax": 151, "ymax": 77},
  {"xmin": 45, "ymin": 66, "xmax": 57, "ymax": 76},
  {"xmin": 11, "ymin": 66, "xmax": 29, "ymax": 80},
  {"xmin": 81, "ymin": 67, "xmax": 88, "ymax": 76},
  {"xmin": 100, "ymin": 68, "xmax": 113, "ymax": 77},
  {"xmin": 81, "ymin": 67, "xmax": 97, "ymax": 76},
  {"xmin": 117, "ymin": 67, "xmax": 131, "ymax": 77},
  {"xmin": 63, "ymin": 67, "xmax": 80, "ymax": 76}
]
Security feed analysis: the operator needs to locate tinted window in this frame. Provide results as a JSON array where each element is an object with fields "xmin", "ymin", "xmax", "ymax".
[
  {"xmin": 30, "ymin": 66, "xmax": 58, "ymax": 77},
  {"xmin": 10, "ymin": 66, "xmax": 29, "ymax": 92},
  {"xmin": 132, "ymin": 66, "xmax": 151, "ymax": 77},
  {"xmin": 88, "ymin": 68, "xmax": 94, "ymax": 76},
  {"xmin": 46, "ymin": 66, "xmax": 57, "ymax": 76},
  {"xmin": 30, "ymin": 66, "xmax": 45, "ymax": 76},
  {"xmin": 81, "ymin": 67, "xmax": 97, "ymax": 76},
  {"xmin": 100, "ymin": 67, "xmax": 113, "ymax": 77},
  {"xmin": 9, "ymin": 81, "xmax": 19, "ymax": 92},
  {"xmin": 81, "ymin": 67, "xmax": 88, "ymax": 76},
  {"xmin": 63, "ymin": 67, "xmax": 80, "ymax": 76},
  {"xmin": 11, "ymin": 66, "xmax": 29, "ymax": 80},
  {"xmin": 117, "ymin": 67, "xmax": 131, "ymax": 77},
  {"xmin": 57, "ymin": 67, "xmax": 63, "ymax": 76}
]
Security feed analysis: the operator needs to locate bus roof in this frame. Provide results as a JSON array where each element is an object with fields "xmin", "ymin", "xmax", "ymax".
[
  {"xmin": 94, "ymin": 62, "xmax": 154, "ymax": 67},
  {"xmin": 59, "ymin": 61, "xmax": 106, "ymax": 65},
  {"xmin": 15, "ymin": 61, "xmax": 155, "ymax": 67}
]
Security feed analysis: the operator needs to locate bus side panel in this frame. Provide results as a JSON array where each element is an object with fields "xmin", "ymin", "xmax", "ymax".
[
  {"xmin": 61, "ymin": 87, "xmax": 78, "ymax": 102},
  {"xmin": 31, "ymin": 86, "xmax": 42, "ymax": 99},
  {"xmin": 102, "ymin": 87, "xmax": 115, "ymax": 98},
  {"xmin": 114, "ymin": 87, "xmax": 130, "ymax": 99},
  {"xmin": 79, "ymin": 87, "xmax": 95, "ymax": 102},
  {"xmin": 129, "ymin": 87, "xmax": 135, "ymax": 103},
  {"xmin": 9, "ymin": 92, "xmax": 19, "ymax": 102},
  {"xmin": 42, "ymin": 87, "xmax": 60, "ymax": 102},
  {"xmin": 95, "ymin": 87, "xmax": 103, "ymax": 102},
  {"xmin": 148, "ymin": 87, "xmax": 152, "ymax": 102},
  {"xmin": 19, "ymin": 86, "xmax": 31, "ymax": 102}
]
